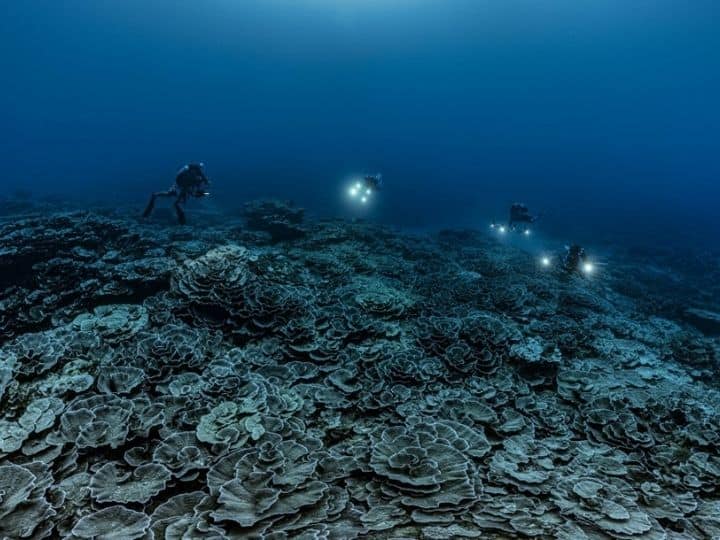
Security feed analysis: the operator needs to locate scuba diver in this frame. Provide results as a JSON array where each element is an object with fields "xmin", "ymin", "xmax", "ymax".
[
  {"xmin": 142, "ymin": 163, "xmax": 211, "ymax": 225},
  {"xmin": 491, "ymin": 203, "xmax": 541, "ymax": 234},
  {"xmin": 364, "ymin": 174, "xmax": 383, "ymax": 193},
  {"xmin": 563, "ymin": 244, "xmax": 590, "ymax": 274},
  {"xmin": 348, "ymin": 173, "xmax": 383, "ymax": 204},
  {"xmin": 508, "ymin": 203, "xmax": 540, "ymax": 230}
]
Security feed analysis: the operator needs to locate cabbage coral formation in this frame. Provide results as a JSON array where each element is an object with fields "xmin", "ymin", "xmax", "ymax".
[{"xmin": 0, "ymin": 200, "xmax": 718, "ymax": 538}]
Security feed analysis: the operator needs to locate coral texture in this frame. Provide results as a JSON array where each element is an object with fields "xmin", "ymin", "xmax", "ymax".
[{"xmin": 0, "ymin": 202, "xmax": 718, "ymax": 539}]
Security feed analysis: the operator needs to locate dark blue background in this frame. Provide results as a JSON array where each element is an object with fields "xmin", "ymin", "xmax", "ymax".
[{"xmin": 3, "ymin": 1, "xmax": 719, "ymax": 246}]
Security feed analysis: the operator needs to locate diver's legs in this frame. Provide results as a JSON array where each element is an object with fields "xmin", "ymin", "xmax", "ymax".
[
  {"xmin": 142, "ymin": 195, "xmax": 157, "ymax": 218},
  {"xmin": 174, "ymin": 196, "xmax": 187, "ymax": 225},
  {"xmin": 142, "ymin": 190, "xmax": 175, "ymax": 218}
]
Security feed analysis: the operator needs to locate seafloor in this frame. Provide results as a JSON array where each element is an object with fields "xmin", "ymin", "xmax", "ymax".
[{"xmin": 0, "ymin": 198, "xmax": 719, "ymax": 540}]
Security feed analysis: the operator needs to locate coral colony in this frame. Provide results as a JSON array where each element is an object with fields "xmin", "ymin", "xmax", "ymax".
[{"xmin": 0, "ymin": 199, "xmax": 719, "ymax": 539}]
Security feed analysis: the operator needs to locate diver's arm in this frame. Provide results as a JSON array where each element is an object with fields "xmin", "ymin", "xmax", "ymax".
[{"xmin": 156, "ymin": 188, "xmax": 178, "ymax": 197}]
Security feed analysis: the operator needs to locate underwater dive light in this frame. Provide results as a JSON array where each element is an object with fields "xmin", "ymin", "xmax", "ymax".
[
  {"xmin": 541, "ymin": 256, "xmax": 551, "ymax": 267},
  {"xmin": 524, "ymin": 229, "xmax": 531, "ymax": 236},
  {"xmin": 348, "ymin": 180, "xmax": 365, "ymax": 199},
  {"xmin": 582, "ymin": 262, "xmax": 595, "ymax": 274},
  {"xmin": 347, "ymin": 178, "xmax": 374, "ymax": 206}
]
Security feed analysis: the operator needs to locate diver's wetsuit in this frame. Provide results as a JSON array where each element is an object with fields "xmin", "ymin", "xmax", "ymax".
[
  {"xmin": 142, "ymin": 164, "xmax": 210, "ymax": 224},
  {"xmin": 364, "ymin": 174, "xmax": 382, "ymax": 192},
  {"xmin": 563, "ymin": 244, "xmax": 587, "ymax": 273},
  {"xmin": 508, "ymin": 203, "xmax": 537, "ymax": 229}
]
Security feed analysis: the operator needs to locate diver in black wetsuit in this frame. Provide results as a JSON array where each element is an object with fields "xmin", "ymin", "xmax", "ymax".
[
  {"xmin": 142, "ymin": 163, "xmax": 211, "ymax": 224},
  {"xmin": 508, "ymin": 203, "xmax": 540, "ymax": 230},
  {"xmin": 364, "ymin": 174, "xmax": 383, "ymax": 193},
  {"xmin": 563, "ymin": 244, "xmax": 588, "ymax": 274}
]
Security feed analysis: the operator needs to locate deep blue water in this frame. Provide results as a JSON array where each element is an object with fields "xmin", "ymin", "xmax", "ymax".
[{"xmin": 3, "ymin": 1, "xmax": 719, "ymax": 247}]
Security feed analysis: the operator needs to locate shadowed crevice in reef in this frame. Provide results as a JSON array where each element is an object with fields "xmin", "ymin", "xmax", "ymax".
[{"xmin": 0, "ymin": 199, "xmax": 719, "ymax": 539}]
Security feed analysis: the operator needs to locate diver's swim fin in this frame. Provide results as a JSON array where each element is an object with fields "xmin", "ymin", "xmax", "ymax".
[{"xmin": 142, "ymin": 195, "xmax": 156, "ymax": 218}]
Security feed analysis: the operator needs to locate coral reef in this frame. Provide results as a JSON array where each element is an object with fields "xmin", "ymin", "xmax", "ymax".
[
  {"xmin": 0, "ymin": 203, "xmax": 719, "ymax": 539},
  {"xmin": 243, "ymin": 199, "xmax": 307, "ymax": 242}
]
